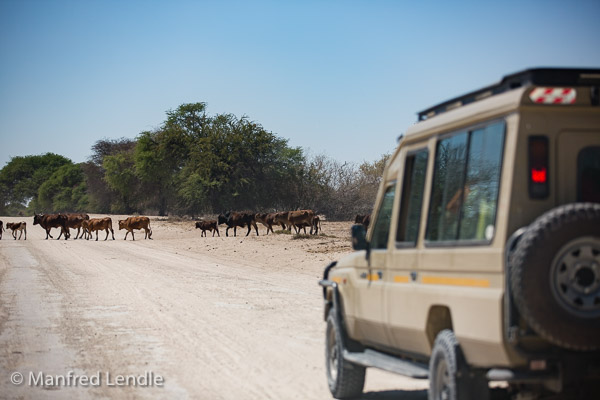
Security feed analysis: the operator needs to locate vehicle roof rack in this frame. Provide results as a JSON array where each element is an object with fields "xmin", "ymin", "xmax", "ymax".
[{"xmin": 417, "ymin": 68, "xmax": 600, "ymax": 121}]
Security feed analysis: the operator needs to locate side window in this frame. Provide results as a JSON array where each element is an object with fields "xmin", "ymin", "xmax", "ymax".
[
  {"xmin": 578, "ymin": 146, "xmax": 600, "ymax": 203},
  {"xmin": 426, "ymin": 133, "xmax": 468, "ymax": 241},
  {"xmin": 396, "ymin": 149, "xmax": 428, "ymax": 246},
  {"xmin": 459, "ymin": 123, "xmax": 505, "ymax": 240},
  {"xmin": 426, "ymin": 121, "xmax": 505, "ymax": 243},
  {"xmin": 370, "ymin": 185, "xmax": 396, "ymax": 249}
]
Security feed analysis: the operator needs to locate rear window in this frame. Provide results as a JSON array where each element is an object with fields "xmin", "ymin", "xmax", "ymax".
[
  {"xmin": 578, "ymin": 146, "xmax": 600, "ymax": 203},
  {"xmin": 426, "ymin": 120, "xmax": 505, "ymax": 244}
]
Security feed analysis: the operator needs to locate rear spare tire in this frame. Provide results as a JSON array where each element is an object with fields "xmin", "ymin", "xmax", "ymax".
[{"xmin": 510, "ymin": 203, "xmax": 600, "ymax": 350}]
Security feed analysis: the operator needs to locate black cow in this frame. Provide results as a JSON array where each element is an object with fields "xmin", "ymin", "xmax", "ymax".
[
  {"xmin": 217, "ymin": 212, "xmax": 259, "ymax": 237},
  {"xmin": 354, "ymin": 214, "xmax": 371, "ymax": 230},
  {"xmin": 0, "ymin": 220, "xmax": 4, "ymax": 240},
  {"xmin": 33, "ymin": 213, "xmax": 70, "ymax": 239}
]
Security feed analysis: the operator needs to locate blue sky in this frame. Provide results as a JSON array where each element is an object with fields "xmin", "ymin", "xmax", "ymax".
[{"xmin": 1, "ymin": 0, "xmax": 599, "ymax": 169}]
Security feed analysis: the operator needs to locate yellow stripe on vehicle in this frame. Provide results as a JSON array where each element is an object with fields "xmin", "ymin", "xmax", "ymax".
[
  {"xmin": 393, "ymin": 276, "xmax": 410, "ymax": 283},
  {"xmin": 359, "ymin": 273, "xmax": 380, "ymax": 281},
  {"xmin": 421, "ymin": 276, "xmax": 490, "ymax": 288}
]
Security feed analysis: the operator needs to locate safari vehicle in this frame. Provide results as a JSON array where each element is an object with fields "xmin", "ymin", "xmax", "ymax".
[{"xmin": 319, "ymin": 68, "xmax": 600, "ymax": 399}]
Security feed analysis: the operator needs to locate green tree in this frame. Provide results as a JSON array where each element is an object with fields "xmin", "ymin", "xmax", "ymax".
[
  {"xmin": 103, "ymin": 151, "xmax": 139, "ymax": 213},
  {"xmin": 0, "ymin": 153, "xmax": 72, "ymax": 215},
  {"xmin": 84, "ymin": 138, "xmax": 136, "ymax": 213},
  {"xmin": 35, "ymin": 163, "xmax": 88, "ymax": 212}
]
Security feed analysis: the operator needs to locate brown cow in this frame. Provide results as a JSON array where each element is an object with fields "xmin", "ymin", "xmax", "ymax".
[
  {"xmin": 84, "ymin": 217, "xmax": 115, "ymax": 241},
  {"xmin": 255, "ymin": 213, "xmax": 286, "ymax": 235},
  {"xmin": 217, "ymin": 212, "xmax": 258, "ymax": 237},
  {"xmin": 195, "ymin": 220, "xmax": 220, "ymax": 237},
  {"xmin": 293, "ymin": 214, "xmax": 322, "ymax": 235},
  {"xmin": 118, "ymin": 216, "xmax": 152, "ymax": 240},
  {"xmin": 33, "ymin": 213, "xmax": 70, "ymax": 239},
  {"xmin": 65, "ymin": 213, "xmax": 90, "ymax": 239},
  {"xmin": 6, "ymin": 222, "xmax": 27, "ymax": 240},
  {"xmin": 280, "ymin": 210, "xmax": 316, "ymax": 234},
  {"xmin": 0, "ymin": 220, "xmax": 4, "ymax": 240},
  {"xmin": 273, "ymin": 211, "xmax": 291, "ymax": 231}
]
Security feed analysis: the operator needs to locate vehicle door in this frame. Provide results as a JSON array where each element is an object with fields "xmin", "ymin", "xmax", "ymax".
[
  {"xmin": 384, "ymin": 146, "xmax": 430, "ymax": 353},
  {"xmin": 353, "ymin": 182, "xmax": 396, "ymax": 347}
]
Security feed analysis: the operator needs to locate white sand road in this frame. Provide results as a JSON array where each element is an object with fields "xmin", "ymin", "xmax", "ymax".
[{"xmin": 0, "ymin": 216, "xmax": 428, "ymax": 399}]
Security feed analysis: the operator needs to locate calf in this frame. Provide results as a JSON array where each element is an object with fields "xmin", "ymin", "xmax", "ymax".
[
  {"xmin": 33, "ymin": 213, "xmax": 70, "ymax": 239},
  {"xmin": 84, "ymin": 217, "xmax": 115, "ymax": 241},
  {"xmin": 118, "ymin": 216, "xmax": 152, "ymax": 240},
  {"xmin": 195, "ymin": 220, "xmax": 220, "ymax": 237},
  {"xmin": 6, "ymin": 221, "xmax": 27, "ymax": 240},
  {"xmin": 217, "ymin": 212, "xmax": 259, "ymax": 237}
]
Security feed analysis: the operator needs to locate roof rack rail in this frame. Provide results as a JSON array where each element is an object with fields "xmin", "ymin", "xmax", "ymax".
[{"xmin": 417, "ymin": 68, "xmax": 600, "ymax": 121}]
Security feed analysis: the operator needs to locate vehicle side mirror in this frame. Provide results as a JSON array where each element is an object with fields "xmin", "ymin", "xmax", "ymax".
[{"xmin": 351, "ymin": 224, "xmax": 368, "ymax": 251}]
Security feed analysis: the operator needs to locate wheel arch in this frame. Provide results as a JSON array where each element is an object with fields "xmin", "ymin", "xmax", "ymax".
[{"xmin": 426, "ymin": 305, "xmax": 454, "ymax": 351}]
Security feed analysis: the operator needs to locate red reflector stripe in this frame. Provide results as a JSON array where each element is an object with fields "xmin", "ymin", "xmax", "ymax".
[
  {"xmin": 532, "ymin": 168, "xmax": 547, "ymax": 183},
  {"xmin": 529, "ymin": 87, "xmax": 576, "ymax": 104}
]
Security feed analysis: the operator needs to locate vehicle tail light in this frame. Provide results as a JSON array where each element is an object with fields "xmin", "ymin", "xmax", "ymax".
[{"xmin": 529, "ymin": 136, "xmax": 549, "ymax": 199}]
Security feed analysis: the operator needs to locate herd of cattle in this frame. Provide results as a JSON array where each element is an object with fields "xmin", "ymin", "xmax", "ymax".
[
  {"xmin": 194, "ymin": 210, "xmax": 372, "ymax": 237},
  {"xmin": 195, "ymin": 210, "xmax": 322, "ymax": 237},
  {"xmin": 0, "ymin": 210, "xmax": 372, "ymax": 241},
  {"xmin": 0, "ymin": 213, "xmax": 152, "ymax": 241}
]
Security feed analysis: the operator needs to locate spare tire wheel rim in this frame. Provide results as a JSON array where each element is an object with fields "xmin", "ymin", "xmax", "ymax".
[{"xmin": 550, "ymin": 237, "xmax": 600, "ymax": 319}]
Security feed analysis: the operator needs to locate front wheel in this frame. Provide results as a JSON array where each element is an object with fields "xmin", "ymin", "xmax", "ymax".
[{"xmin": 326, "ymin": 308, "xmax": 365, "ymax": 399}]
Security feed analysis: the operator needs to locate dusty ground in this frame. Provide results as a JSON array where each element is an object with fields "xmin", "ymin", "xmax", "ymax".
[{"xmin": 0, "ymin": 215, "xmax": 428, "ymax": 399}]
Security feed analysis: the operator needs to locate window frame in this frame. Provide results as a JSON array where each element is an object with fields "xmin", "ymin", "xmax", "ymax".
[
  {"xmin": 369, "ymin": 181, "xmax": 397, "ymax": 250},
  {"xmin": 424, "ymin": 118, "xmax": 507, "ymax": 248},
  {"xmin": 395, "ymin": 148, "xmax": 429, "ymax": 249}
]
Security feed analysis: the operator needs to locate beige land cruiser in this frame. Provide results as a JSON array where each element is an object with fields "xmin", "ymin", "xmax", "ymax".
[{"xmin": 319, "ymin": 68, "xmax": 600, "ymax": 400}]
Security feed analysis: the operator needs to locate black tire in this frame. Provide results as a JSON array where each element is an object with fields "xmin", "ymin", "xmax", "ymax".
[
  {"xmin": 510, "ymin": 203, "xmax": 600, "ymax": 351},
  {"xmin": 325, "ymin": 308, "xmax": 365, "ymax": 399}
]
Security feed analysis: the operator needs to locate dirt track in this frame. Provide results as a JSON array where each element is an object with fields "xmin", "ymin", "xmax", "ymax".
[{"xmin": 0, "ymin": 216, "xmax": 428, "ymax": 399}]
